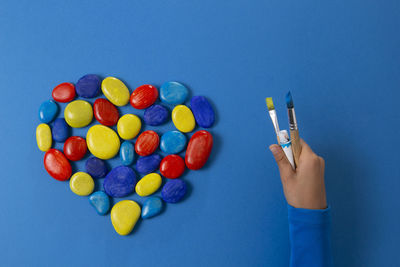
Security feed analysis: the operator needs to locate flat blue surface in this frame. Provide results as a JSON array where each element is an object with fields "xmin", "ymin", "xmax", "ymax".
[{"xmin": 0, "ymin": 0, "xmax": 399, "ymax": 266}]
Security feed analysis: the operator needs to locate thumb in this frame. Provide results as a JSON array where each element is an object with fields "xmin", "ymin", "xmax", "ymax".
[{"xmin": 269, "ymin": 144, "xmax": 295, "ymax": 178}]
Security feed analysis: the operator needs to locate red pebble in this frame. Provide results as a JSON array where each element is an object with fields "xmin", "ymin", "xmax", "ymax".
[
  {"xmin": 135, "ymin": 130, "xmax": 160, "ymax": 156},
  {"xmin": 160, "ymin": 155, "xmax": 185, "ymax": 179},
  {"xmin": 93, "ymin": 98, "xmax": 119, "ymax": 126},
  {"xmin": 63, "ymin": 136, "xmax": 87, "ymax": 161},
  {"xmin": 185, "ymin": 130, "xmax": 213, "ymax": 170},
  {"xmin": 52, "ymin": 82, "xmax": 76, "ymax": 103},
  {"xmin": 130, "ymin": 84, "xmax": 158, "ymax": 109},
  {"xmin": 44, "ymin": 149, "xmax": 72, "ymax": 181}
]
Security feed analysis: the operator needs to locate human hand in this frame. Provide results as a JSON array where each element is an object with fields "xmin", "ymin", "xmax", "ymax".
[{"xmin": 269, "ymin": 139, "xmax": 327, "ymax": 210}]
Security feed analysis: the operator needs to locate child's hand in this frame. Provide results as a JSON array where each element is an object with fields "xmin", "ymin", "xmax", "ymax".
[{"xmin": 269, "ymin": 139, "xmax": 327, "ymax": 210}]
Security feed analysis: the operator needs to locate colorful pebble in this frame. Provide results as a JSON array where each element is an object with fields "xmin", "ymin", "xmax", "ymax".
[
  {"xmin": 51, "ymin": 118, "xmax": 70, "ymax": 142},
  {"xmin": 172, "ymin": 105, "xmax": 195, "ymax": 133},
  {"xmin": 111, "ymin": 200, "xmax": 141, "ymax": 235},
  {"xmin": 161, "ymin": 179, "xmax": 187, "ymax": 203},
  {"xmin": 190, "ymin": 96, "xmax": 215, "ymax": 128},
  {"xmin": 36, "ymin": 123, "xmax": 52, "ymax": 152},
  {"xmin": 135, "ymin": 130, "xmax": 160, "ymax": 156},
  {"xmin": 120, "ymin": 141, "xmax": 135, "ymax": 166},
  {"xmin": 44, "ymin": 149, "xmax": 72, "ymax": 181},
  {"xmin": 89, "ymin": 191, "xmax": 110, "ymax": 215},
  {"xmin": 38, "ymin": 100, "xmax": 58, "ymax": 123},
  {"xmin": 130, "ymin": 84, "xmax": 158, "ymax": 109},
  {"xmin": 52, "ymin": 82, "xmax": 75, "ymax": 103},
  {"xmin": 143, "ymin": 104, "xmax": 168, "ymax": 126},
  {"xmin": 75, "ymin": 74, "xmax": 100, "ymax": 98},
  {"xmin": 135, "ymin": 173, "xmax": 162, "ymax": 197},
  {"xmin": 117, "ymin": 114, "xmax": 141, "ymax": 140},
  {"xmin": 63, "ymin": 136, "xmax": 87, "ymax": 161},
  {"xmin": 69, "ymin": 172, "xmax": 94, "ymax": 196},
  {"xmin": 103, "ymin": 166, "xmax": 137, "ymax": 197},
  {"xmin": 160, "ymin": 155, "xmax": 185, "ymax": 179},
  {"xmin": 101, "ymin": 77, "xmax": 130, "ymax": 106},
  {"xmin": 160, "ymin": 131, "xmax": 187, "ymax": 154},
  {"xmin": 160, "ymin": 81, "xmax": 188, "ymax": 105},
  {"xmin": 136, "ymin": 154, "xmax": 162, "ymax": 174},
  {"xmin": 93, "ymin": 98, "xmax": 119, "ymax": 126},
  {"xmin": 141, "ymin": 197, "xmax": 163, "ymax": 219},
  {"xmin": 185, "ymin": 130, "xmax": 213, "ymax": 170},
  {"xmin": 86, "ymin": 125, "xmax": 120, "ymax": 160},
  {"xmin": 64, "ymin": 100, "xmax": 93, "ymax": 128},
  {"xmin": 85, "ymin": 157, "xmax": 108, "ymax": 178}
]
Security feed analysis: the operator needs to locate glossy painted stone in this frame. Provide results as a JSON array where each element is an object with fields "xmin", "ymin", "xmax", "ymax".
[
  {"xmin": 101, "ymin": 77, "xmax": 130, "ymax": 106},
  {"xmin": 120, "ymin": 141, "xmax": 135, "ymax": 166},
  {"xmin": 160, "ymin": 155, "xmax": 185, "ymax": 179},
  {"xmin": 64, "ymin": 100, "xmax": 93, "ymax": 128},
  {"xmin": 185, "ymin": 130, "xmax": 213, "ymax": 170},
  {"xmin": 89, "ymin": 191, "xmax": 110, "ymax": 215},
  {"xmin": 85, "ymin": 157, "xmax": 108, "ymax": 178},
  {"xmin": 190, "ymin": 96, "xmax": 215, "ymax": 128},
  {"xmin": 143, "ymin": 104, "xmax": 168, "ymax": 126},
  {"xmin": 111, "ymin": 200, "xmax": 141, "ymax": 236},
  {"xmin": 161, "ymin": 179, "xmax": 187, "ymax": 203},
  {"xmin": 172, "ymin": 105, "xmax": 195, "ymax": 133},
  {"xmin": 130, "ymin": 84, "xmax": 158, "ymax": 109},
  {"xmin": 160, "ymin": 131, "xmax": 187, "ymax": 154},
  {"xmin": 135, "ymin": 173, "xmax": 162, "ymax": 197},
  {"xmin": 75, "ymin": 74, "xmax": 100, "ymax": 98},
  {"xmin": 52, "ymin": 82, "xmax": 75, "ymax": 103},
  {"xmin": 93, "ymin": 98, "xmax": 119, "ymax": 126},
  {"xmin": 117, "ymin": 114, "xmax": 141, "ymax": 140},
  {"xmin": 141, "ymin": 197, "xmax": 163, "ymax": 219},
  {"xmin": 44, "ymin": 149, "xmax": 72, "ymax": 181},
  {"xmin": 69, "ymin": 172, "xmax": 94, "ymax": 196},
  {"xmin": 38, "ymin": 100, "xmax": 58, "ymax": 123},
  {"xmin": 63, "ymin": 136, "xmax": 87, "ymax": 161},
  {"xmin": 86, "ymin": 125, "xmax": 120, "ymax": 160},
  {"xmin": 103, "ymin": 166, "xmax": 137, "ymax": 197},
  {"xmin": 136, "ymin": 154, "xmax": 162, "ymax": 174},
  {"xmin": 51, "ymin": 118, "xmax": 69, "ymax": 142},
  {"xmin": 36, "ymin": 123, "xmax": 52, "ymax": 152},
  {"xmin": 160, "ymin": 81, "xmax": 188, "ymax": 105},
  {"xmin": 135, "ymin": 130, "xmax": 159, "ymax": 156}
]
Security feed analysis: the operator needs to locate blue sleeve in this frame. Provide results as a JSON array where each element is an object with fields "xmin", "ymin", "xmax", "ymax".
[{"xmin": 288, "ymin": 205, "xmax": 333, "ymax": 267}]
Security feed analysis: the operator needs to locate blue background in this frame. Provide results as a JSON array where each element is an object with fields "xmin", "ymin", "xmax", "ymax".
[{"xmin": 0, "ymin": 0, "xmax": 399, "ymax": 266}]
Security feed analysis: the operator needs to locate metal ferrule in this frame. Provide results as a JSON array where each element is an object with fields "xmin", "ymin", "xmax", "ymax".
[
  {"xmin": 269, "ymin": 110, "xmax": 280, "ymax": 142},
  {"xmin": 288, "ymin": 108, "xmax": 298, "ymax": 131}
]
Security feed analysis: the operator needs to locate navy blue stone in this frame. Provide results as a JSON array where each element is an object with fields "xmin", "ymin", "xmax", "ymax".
[
  {"xmin": 136, "ymin": 154, "xmax": 162, "ymax": 174},
  {"xmin": 161, "ymin": 179, "xmax": 187, "ymax": 203},
  {"xmin": 85, "ymin": 157, "xmax": 108, "ymax": 179},
  {"xmin": 141, "ymin": 197, "xmax": 163, "ymax": 219},
  {"xmin": 75, "ymin": 74, "xmax": 101, "ymax": 98},
  {"xmin": 51, "ymin": 118, "xmax": 70, "ymax": 142},
  {"xmin": 103, "ymin": 166, "xmax": 137, "ymax": 197},
  {"xmin": 190, "ymin": 96, "xmax": 215, "ymax": 128},
  {"xmin": 143, "ymin": 104, "xmax": 168, "ymax": 126},
  {"xmin": 38, "ymin": 100, "xmax": 58, "ymax": 123}
]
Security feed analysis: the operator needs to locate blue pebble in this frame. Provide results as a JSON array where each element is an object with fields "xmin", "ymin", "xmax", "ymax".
[
  {"xmin": 143, "ymin": 104, "xmax": 168, "ymax": 126},
  {"xmin": 160, "ymin": 81, "xmax": 189, "ymax": 105},
  {"xmin": 141, "ymin": 197, "xmax": 163, "ymax": 219},
  {"xmin": 136, "ymin": 154, "xmax": 162, "ymax": 174},
  {"xmin": 120, "ymin": 141, "xmax": 135, "ymax": 166},
  {"xmin": 38, "ymin": 100, "xmax": 58, "ymax": 123},
  {"xmin": 85, "ymin": 157, "xmax": 108, "ymax": 179},
  {"xmin": 89, "ymin": 191, "xmax": 110, "ymax": 215},
  {"xmin": 51, "ymin": 118, "xmax": 70, "ymax": 142},
  {"xmin": 160, "ymin": 131, "xmax": 187, "ymax": 154},
  {"xmin": 75, "ymin": 74, "xmax": 101, "ymax": 98},
  {"xmin": 161, "ymin": 179, "xmax": 187, "ymax": 203},
  {"xmin": 190, "ymin": 96, "xmax": 215, "ymax": 128},
  {"xmin": 103, "ymin": 166, "xmax": 137, "ymax": 197}
]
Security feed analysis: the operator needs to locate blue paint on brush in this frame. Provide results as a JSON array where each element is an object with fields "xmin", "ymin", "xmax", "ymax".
[{"xmin": 286, "ymin": 91, "xmax": 294, "ymax": 109}]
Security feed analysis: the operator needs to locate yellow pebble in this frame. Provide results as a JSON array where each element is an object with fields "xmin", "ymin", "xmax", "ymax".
[
  {"xmin": 64, "ymin": 100, "xmax": 93, "ymax": 128},
  {"xmin": 135, "ymin": 173, "xmax": 162, "ymax": 197},
  {"xmin": 172, "ymin": 105, "xmax": 195, "ymax": 133},
  {"xmin": 111, "ymin": 200, "xmax": 141, "ymax": 235},
  {"xmin": 86, "ymin": 125, "xmax": 120, "ymax": 159},
  {"xmin": 101, "ymin": 77, "xmax": 130, "ymax": 106},
  {"xmin": 36, "ymin": 123, "xmax": 52, "ymax": 152},
  {"xmin": 117, "ymin": 114, "xmax": 141, "ymax": 140},
  {"xmin": 69, "ymin": 172, "xmax": 94, "ymax": 196}
]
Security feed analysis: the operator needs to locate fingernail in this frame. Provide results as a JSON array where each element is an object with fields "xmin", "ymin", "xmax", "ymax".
[{"xmin": 269, "ymin": 145, "xmax": 280, "ymax": 156}]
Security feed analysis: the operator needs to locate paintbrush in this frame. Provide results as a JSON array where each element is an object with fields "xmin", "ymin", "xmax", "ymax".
[
  {"xmin": 265, "ymin": 97, "xmax": 281, "ymax": 143},
  {"xmin": 286, "ymin": 91, "xmax": 301, "ymax": 167}
]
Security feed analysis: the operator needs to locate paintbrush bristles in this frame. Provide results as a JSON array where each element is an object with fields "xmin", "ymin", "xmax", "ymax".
[
  {"xmin": 286, "ymin": 91, "xmax": 294, "ymax": 109},
  {"xmin": 266, "ymin": 97, "xmax": 274, "ymax": 110}
]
